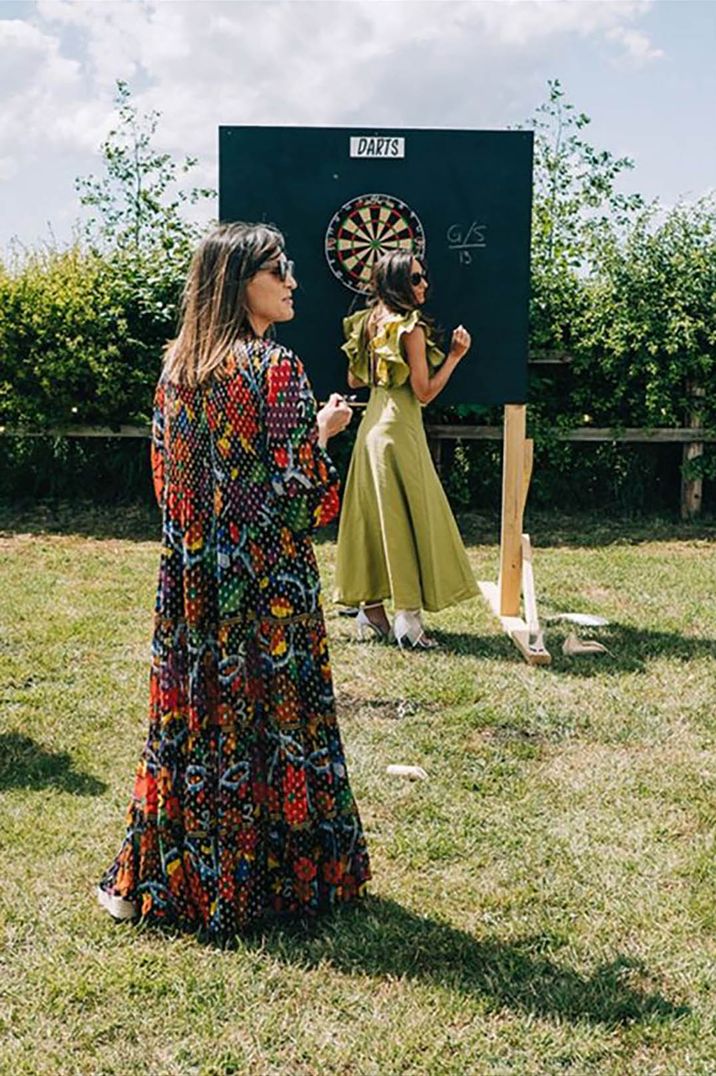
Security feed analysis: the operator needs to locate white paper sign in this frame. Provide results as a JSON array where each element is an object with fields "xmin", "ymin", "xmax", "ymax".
[{"xmin": 350, "ymin": 136, "xmax": 405, "ymax": 159}]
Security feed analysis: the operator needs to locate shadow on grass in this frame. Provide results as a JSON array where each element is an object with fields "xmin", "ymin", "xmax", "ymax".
[
  {"xmin": 0, "ymin": 501, "xmax": 341, "ymax": 547},
  {"xmin": 1, "ymin": 503, "xmax": 713, "ymax": 548},
  {"xmin": 0, "ymin": 732, "xmax": 106, "ymax": 794},
  {"xmin": 250, "ymin": 896, "xmax": 689, "ymax": 1027},
  {"xmin": 461, "ymin": 510, "xmax": 716, "ymax": 550},
  {"xmin": 0, "ymin": 501, "xmax": 160, "ymax": 543},
  {"xmin": 436, "ymin": 623, "xmax": 716, "ymax": 675},
  {"xmin": 429, "ymin": 630, "xmax": 522, "ymax": 660}
]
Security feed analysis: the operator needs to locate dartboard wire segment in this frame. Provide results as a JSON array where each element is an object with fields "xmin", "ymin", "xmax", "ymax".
[{"xmin": 325, "ymin": 193, "xmax": 426, "ymax": 293}]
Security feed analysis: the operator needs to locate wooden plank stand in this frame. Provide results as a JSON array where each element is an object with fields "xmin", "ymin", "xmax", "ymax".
[{"xmin": 478, "ymin": 404, "xmax": 551, "ymax": 666}]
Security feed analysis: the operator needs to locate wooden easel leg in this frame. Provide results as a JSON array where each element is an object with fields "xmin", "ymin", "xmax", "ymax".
[
  {"xmin": 498, "ymin": 405, "xmax": 525, "ymax": 616},
  {"xmin": 479, "ymin": 404, "xmax": 551, "ymax": 666}
]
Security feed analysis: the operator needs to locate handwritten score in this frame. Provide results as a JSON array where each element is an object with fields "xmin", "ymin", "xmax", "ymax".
[{"xmin": 447, "ymin": 222, "xmax": 487, "ymax": 265}]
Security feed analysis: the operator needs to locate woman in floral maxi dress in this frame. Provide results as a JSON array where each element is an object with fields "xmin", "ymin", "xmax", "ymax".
[{"xmin": 97, "ymin": 223, "xmax": 371, "ymax": 943}]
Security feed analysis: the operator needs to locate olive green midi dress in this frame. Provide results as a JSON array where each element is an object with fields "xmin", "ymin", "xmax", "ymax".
[{"xmin": 334, "ymin": 308, "xmax": 477, "ymax": 613}]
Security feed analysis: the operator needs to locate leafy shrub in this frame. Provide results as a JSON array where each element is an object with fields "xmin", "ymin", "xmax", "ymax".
[
  {"xmin": 1, "ymin": 81, "xmax": 714, "ymax": 514},
  {"xmin": 0, "ymin": 245, "xmax": 185, "ymax": 429}
]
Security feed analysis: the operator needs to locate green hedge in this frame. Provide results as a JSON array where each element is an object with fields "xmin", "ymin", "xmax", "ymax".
[
  {"xmin": 0, "ymin": 245, "xmax": 185, "ymax": 429},
  {"xmin": 1, "ymin": 200, "xmax": 715, "ymax": 512}
]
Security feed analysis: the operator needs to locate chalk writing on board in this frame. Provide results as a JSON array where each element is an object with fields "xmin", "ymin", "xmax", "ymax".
[{"xmin": 447, "ymin": 222, "xmax": 487, "ymax": 265}]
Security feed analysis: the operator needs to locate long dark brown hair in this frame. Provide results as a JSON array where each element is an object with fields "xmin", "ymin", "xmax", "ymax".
[
  {"xmin": 369, "ymin": 249, "xmax": 426, "ymax": 315},
  {"xmin": 364, "ymin": 249, "xmax": 442, "ymax": 347},
  {"xmin": 163, "ymin": 221, "xmax": 284, "ymax": 385}
]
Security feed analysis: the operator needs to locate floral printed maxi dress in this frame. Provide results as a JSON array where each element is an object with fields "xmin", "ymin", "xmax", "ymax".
[{"xmin": 98, "ymin": 337, "xmax": 371, "ymax": 942}]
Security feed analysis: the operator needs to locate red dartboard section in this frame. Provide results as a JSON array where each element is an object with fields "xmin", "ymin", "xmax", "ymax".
[{"xmin": 325, "ymin": 193, "xmax": 426, "ymax": 293}]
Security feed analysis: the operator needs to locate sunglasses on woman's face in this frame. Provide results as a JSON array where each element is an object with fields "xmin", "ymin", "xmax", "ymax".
[
  {"xmin": 410, "ymin": 271, "xmax": 428, "ymax": 286},
  {"xmin": 262, "ymin": 252, "xmax": 295, "ymax": 282}
]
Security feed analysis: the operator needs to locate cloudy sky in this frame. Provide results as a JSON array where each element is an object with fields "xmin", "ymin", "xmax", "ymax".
[{"xmin": 1, "ymin": 0, "xmax": 714, "ymax": 255}]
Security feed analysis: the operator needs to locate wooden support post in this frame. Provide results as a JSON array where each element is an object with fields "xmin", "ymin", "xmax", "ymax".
[
  {"xmin": 522, "ymin": 437, "xmax": 534, "ymax": 514},
  {"xmin": 521, "ymin": 534, "xmax": 539, "ymax": 634},
  {"xmin": 498, "ymin": 404, "xmax": 526, "ymax": 617},
  {"xmin": 681, "ymin": 381, "xmax": 705, "ymax": 520},
  {"xmin": 479, "ymin": 405, "xmax": 551, "ymax": 666}
]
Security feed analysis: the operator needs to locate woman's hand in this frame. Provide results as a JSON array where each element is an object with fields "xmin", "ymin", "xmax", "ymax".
[
  {"xmin": 317, "ymin": 393, "xmax": 352, "ymax": 447},
  {"xmin": 448, "ymin": 325, "xmax": 471, "ymax": 362}
]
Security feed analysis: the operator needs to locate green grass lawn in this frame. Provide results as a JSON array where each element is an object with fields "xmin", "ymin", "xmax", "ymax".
[{"xmin": 1, "ymin": 503, "xmax": 715, "ymax": 1075}]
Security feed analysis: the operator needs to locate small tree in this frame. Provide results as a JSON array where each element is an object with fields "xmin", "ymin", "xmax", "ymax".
[
  {"xmin": 73, "ymin": 82, "xmax": 217, "ymax": 408},
  {"xmin": 524, "ymin": 79, "xmax": 646, "ymax": 350},
  {"xmin": 75, "ymin": 80, "xmax": 215, "ymax": 258}
]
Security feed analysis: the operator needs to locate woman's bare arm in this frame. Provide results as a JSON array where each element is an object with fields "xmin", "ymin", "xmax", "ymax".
[
  {"xmin": 403, "ymin": 325, "xmax": 470, "ymax": 405},
  {"xmin": 347, "ymin": 370, "xmax": 367, "ymax": 389}
]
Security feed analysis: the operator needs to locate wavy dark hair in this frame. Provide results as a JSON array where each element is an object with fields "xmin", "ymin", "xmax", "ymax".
[
  {"xmin": 364, "ymin": 249, "xmax": 443, "ymax": 348},
  {"xmin": 369, "ymin": 249, "xmax": 426, "ymax": 315},
  {"xmin": 163, "ymin": 221, "xmax": 284, "ymax": 385}
]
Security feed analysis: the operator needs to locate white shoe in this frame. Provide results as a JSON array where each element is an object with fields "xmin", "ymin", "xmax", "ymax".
[
  {"xmin": 97, "ymin": 885, "xmax": 137, "ymax": 921},
  {"xmin": 393, "ymin": 611, "xmax": 439, "ymax": 650},
  {"xmin": 355, "ymin": 604, "xmax": 394, "ymax": 642}
]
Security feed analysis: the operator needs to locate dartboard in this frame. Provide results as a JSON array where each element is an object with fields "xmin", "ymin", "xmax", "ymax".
[{"xmin": 325, "ymin": 193, "xmax": 426, "ymax": 293}]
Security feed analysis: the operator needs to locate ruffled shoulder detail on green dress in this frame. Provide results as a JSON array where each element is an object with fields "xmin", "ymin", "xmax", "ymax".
[{"xmin": 342, "ymin": 308, "xmax": 445, "ymax": 389}]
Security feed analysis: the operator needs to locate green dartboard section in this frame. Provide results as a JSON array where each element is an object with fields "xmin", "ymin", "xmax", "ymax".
[{"xmin": 219, "ymin": 126, "xmax": 533, "ymax": 405}]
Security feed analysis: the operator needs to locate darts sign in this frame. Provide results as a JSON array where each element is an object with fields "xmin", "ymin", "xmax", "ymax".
[
  {"xmin": 349, "ymin": 136, "xmax": 405, "ymax": 158},
  {"xmin": 219, "ymin": 126, "xmax": 533, "ymax": 406}
]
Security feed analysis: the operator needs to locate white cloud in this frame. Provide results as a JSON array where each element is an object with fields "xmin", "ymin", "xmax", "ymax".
[
  {"xmin": 0, "ymin": 14, "xmax": 116, "ymax": 180},
  {"xmin": 0, "ymin": 155, "xmax": 18, "ymax": 181},
  {"xmin": 0, "ymin": 0, "xmax": 667, "ymax": 248},
  {"xmin": 0, "ymin": 16, "xmax": 77, "ymax": 88},
  {"xmin": 35, "ymin": 0, "xmax": 145, "ymax": 85},
  {"xmin": 4, "ymin": 2, "xmax": 666, "ymax": 155},
  {"xmin": 459, "ymin": 0, "xmax": 653, "ymax": 47},
  {"xmin": 606, "ymin": 25, "xmax": 665, "ymax": 67}
]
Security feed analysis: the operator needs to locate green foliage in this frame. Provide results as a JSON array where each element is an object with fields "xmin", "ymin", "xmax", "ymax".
[
  {"xmin": 0, "ymin": 436, "xmax": 153, "ymax": 502},
  {"xmin": 2, "ymin": 80, "xmax": 715, "ymax": 513},
  {"xmin": 0, "ymin": 245, "xmax": 183, "ymax": 429},
  {"xmin": 76, "ymin": 80, "xmax": 214, "ymax": 257},
  {"xmin": 441, "ymin": 442, "xmax": 472, "ymax": 510},
  {"xmin": 579, "ymin": 197, "xmax": 716, "ymax": 428},
  {"xmin": 521, "ymin": 79, "xmax": 645, "ymax": 351},
  {"xmin": 0, "ymin": 81, "xmax": 211, "ymax": 442},
  {"xmin": 530, "ymin": 80, "xmax": 644, "ymax": 268}
]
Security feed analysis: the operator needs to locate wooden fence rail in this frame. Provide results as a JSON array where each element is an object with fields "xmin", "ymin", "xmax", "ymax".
[
  {"xmin": 2, "ymin": 421, "xmax": 713, "ymax": 516},
  {"xmin": 2, "ymin": 425, "xmax": 715, "ymax": 442},
  {"xmin": 425, "ymin": 426, "xmax": 716, "ymax": 444}
]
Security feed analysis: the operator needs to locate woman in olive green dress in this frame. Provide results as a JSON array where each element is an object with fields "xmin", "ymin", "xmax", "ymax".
[{"xmin": 334, "ymin": 250, "xmax": 477, "ymax": 649}]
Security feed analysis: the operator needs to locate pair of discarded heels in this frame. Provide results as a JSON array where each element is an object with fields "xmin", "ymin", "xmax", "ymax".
[{"xmin": 356, "ymin": 604, "xmax": 439, "ymax": 650}]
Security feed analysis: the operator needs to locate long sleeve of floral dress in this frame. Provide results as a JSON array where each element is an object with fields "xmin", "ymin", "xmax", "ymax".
[
  {"xmin": 150, "ymin": 380, "xmax": 166, "ymax": 509},
  {"xmin": 262, "ymin": 345, "xmax": 340, "ymax": 534}
]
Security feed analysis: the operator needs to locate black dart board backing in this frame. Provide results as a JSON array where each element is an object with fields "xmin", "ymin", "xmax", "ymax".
[{"xmin": 219, "ymin": 126, "xmax": 533, "ymax": 406}]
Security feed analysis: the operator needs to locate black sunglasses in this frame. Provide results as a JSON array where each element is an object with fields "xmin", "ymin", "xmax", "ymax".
[
  {"xmin": 260, "ymin": 252, "xmax": 295, "ymax": 282},
  {"xmin": 410, "ymin": 271, "xmax": 429, "ymax": 286}
]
